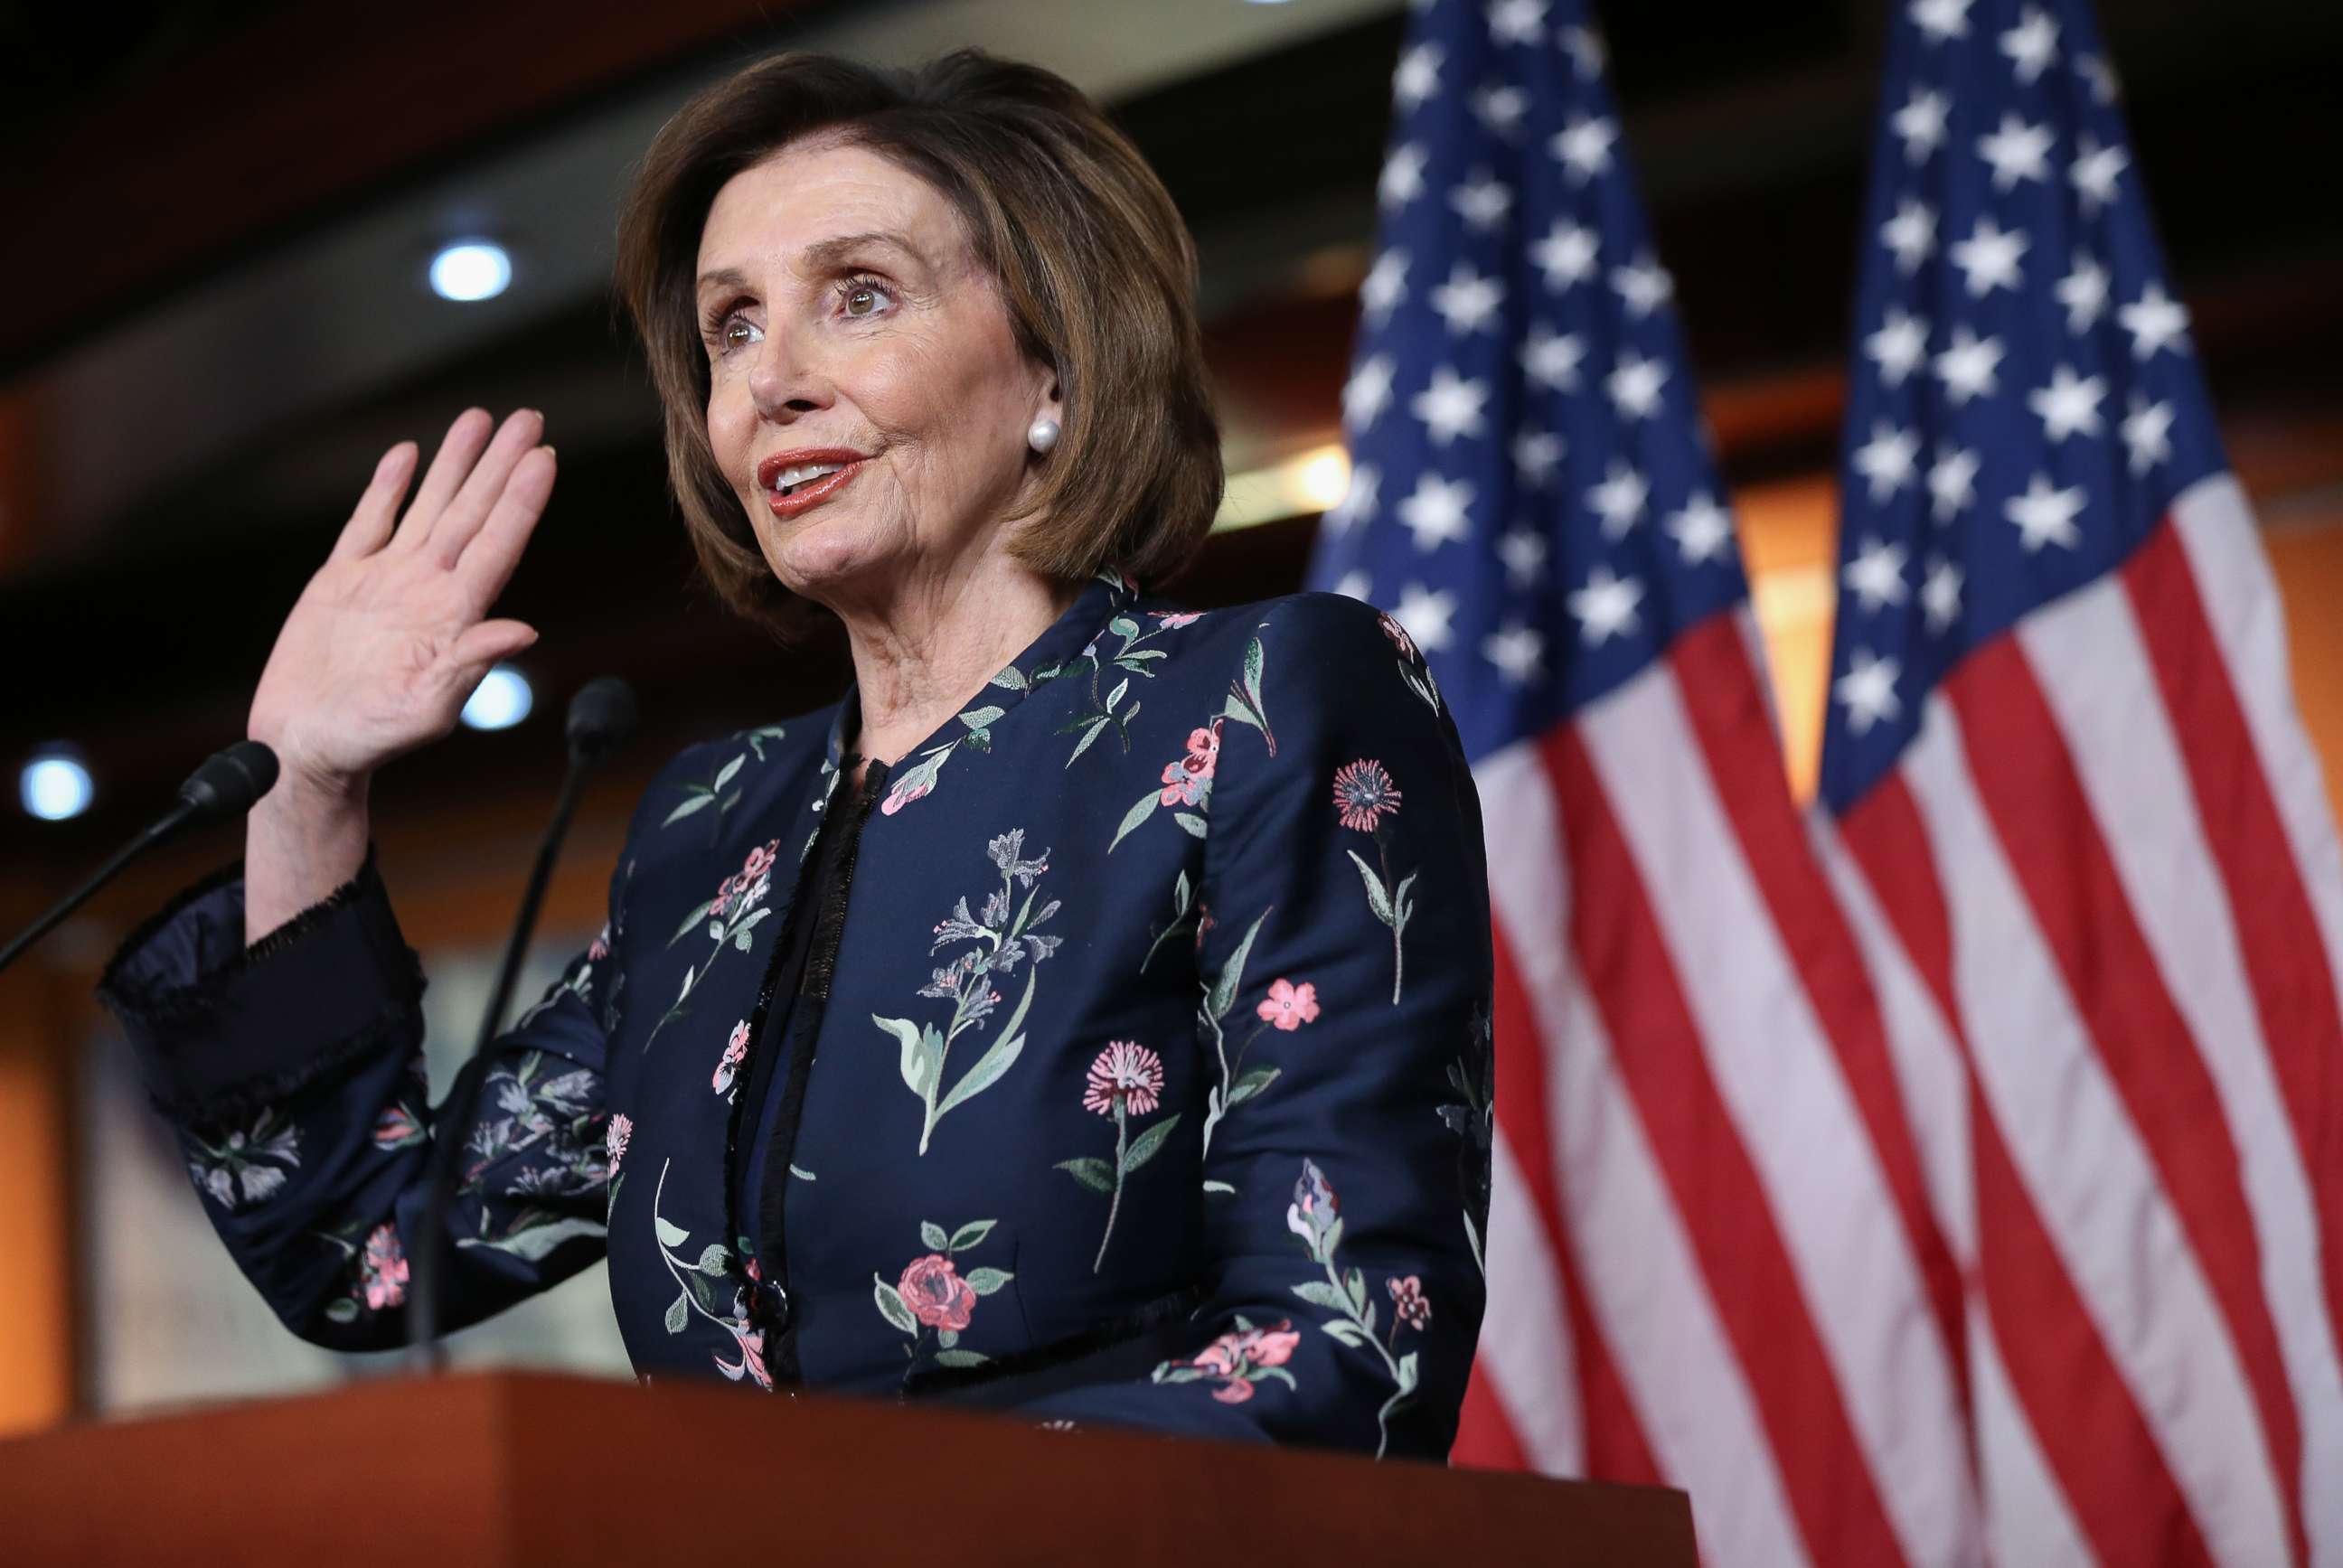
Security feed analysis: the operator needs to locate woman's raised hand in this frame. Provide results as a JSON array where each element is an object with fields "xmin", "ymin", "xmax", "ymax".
[
  {"xmin": 242, "ymin": 408, "xmax": 556, "ymax": 943},
  {"xmin": 249, "ymin": 408, "xmax": 557, "ymax": 793}
]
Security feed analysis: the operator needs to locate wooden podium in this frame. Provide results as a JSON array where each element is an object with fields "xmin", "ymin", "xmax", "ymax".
[{"xmin": 0, "ymin": 1372, "xmax": 1696, "ymax": 1563}]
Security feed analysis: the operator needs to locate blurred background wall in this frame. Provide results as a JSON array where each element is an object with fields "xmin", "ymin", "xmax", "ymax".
[{"xmin": 0, "ymin": 0, "xmax": 2336, "ymax": 1433}]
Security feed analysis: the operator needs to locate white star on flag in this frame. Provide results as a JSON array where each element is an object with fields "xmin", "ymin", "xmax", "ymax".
[
  {"xmin": 1326, "ymin": 464, "xmax": 1379, "ymax": 535},
  {"xmin": 1892, "ymin": 88, "xmax": 1950, "ymax": 162},
  {"xmin": 1562, "ymin": 24, "xmax": 1604, "ymax": 77},
  {"xmin": 1881, "ymin": 198, "xmax": 1938, "ymax": 275},
  {"xmin": 1331, "ymin": 568, "xmax": 1372, "ymax": 603},
  {"xmin": 1481, "ymin": 622, "xmax": 1546, "ymax": 686},
  {"xmin": 2122, "ymin": 393, "xmax": 2176, "ymax": 474},
  {"xmin": 2070, "ymin": 135, "xmax": 2128, "ymax": 213},
  {"xmin": 1396, "ymin": 473, "xmax": 1474, "ymax": 551},
  {"xmin": 1949, "ymin": 214, "xmax": 2028, "ymax": 296},
  {"xmin": 1379, "ymin": 144, "xmax": 1428, "ymax": 209},
  {"xmin": 2078, "ymin": 50, "xmax": 2120, "ymax": 103},
  {"xmin": 1843, "ymin": 536, "xmax": 1912, "ymax": 613},
  {"xmin": 1429, "ymin": 261, "xmax": 1505, "ymax": 334},
  {"xmin": 1567, "ymin": 566, "xmax": 1644, "ymax": 644},
  {"xmin": 1521, "ymin": 324, "xmax": 1587, "ymax": 390},
  {"xmin": 1388, "ymin": 581, "xmax": 1456, "ymax": 653},
  {"xmin": 1922, "ymin": 557, "xmax": 1964, "ymax": 631},
  {"xmin": 1393, "ymin": 43, "xmax": 1443, "ymax": 111},
  {"xmin": 1911, "ymin": 0, "xmax": 1972, "ymax": 44},
  {"xmin": 2000, "ymin": 5, "xmax": 2061, "ymax": 84},
  {"xmin": 1531, "ymin": 219, "xmax": 1600, "ymax": 291},
  {"xmin": 1865, "ymin": 307, "xmax": 1931, "ymax": 387},
  {"xmin": 1471, "ymin": 85, "xmax": 1530, "ymax": 138},
  {"xmin": 1834, "ymin": 648, "xmax": 1904, "ymax": 734},
  {"xmin": 2028, "ymin": 364, "xmax": 2107, "ymax": 443},
  {"xmin": 1928, "ymin": 444, "xmax": 1981, "ymax": 521},
  {"xmin": 1411, "ymin": 365, "xmax": 1490, "ymax": 445},
  {"xmin": 2006, "ymin": 471, "xmax": 2087, "ymax": 551},
  {"xmin": 2056, "ymin": 253, "xmax": 2110, "ymax": 332},
  {"xmin": 1665, "ymin": 493, "xmax": 1735, "ymax": 565},
  {"xmin": 1552, "ymin": 114, "xmax": 1617, "ymax": 183},
  {"xmin": 1605, "ymin": 350, "xmax": 1668, "ymax": 420},
  {"xmin": 1934, "ymin": 325, "xmax": 2006, "ymax": 404},
  {"xmin": 1610, "ymin": 256, "xmax": 1674, "ymax": 317},
  {"xmin": 2120, "ymin": 283, "xmax": 2191, "ymax": 359},
  {"xmin": 1586, "ymin": 460, "xmax": 1650, "ymax": 539},
  {"xmin": 1511, "ymin": 430, "xmax": 1566, "ymax": 487},
  {"xmin": 1360, "ymin": 249, "xmax": 1409, "ymax": 326},
  {"xmin": 1342, "ymin": 352, "xmax": 1396, "ymax": 432},
  {"xmin": 1852, "ymin": 420, "xmax": 1922, "ymax": 501},
  {"xmin": 1450, "ymin": 171, "xmax": 1512, "ymax": 232},
  {"xmin": 1977, "ymin": 112, "xmax": 2055, "ymax": 191},
  {"xmin": 1486, "ymin": 0, "xmax": 1546, "ymax": 46},
  {"xmin": 1495, "ymin": 527, "xmax": 1547, "ymax": 588}
]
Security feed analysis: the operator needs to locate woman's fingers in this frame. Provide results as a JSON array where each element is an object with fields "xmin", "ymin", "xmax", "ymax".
[
  {"xmin": 449, "ymin": 617, "xmax": 540, "ymax": 679},
  {"xmin": 428, "ymin": 408, "xmax": 545, "ymax": 568},
  {"xmin": 326, "ymin": 441, "xmax": 419, "ymax": 563},
  {"xmin": 452, "ymin": 445, "xmax": 557, "ymax": 610},
  {"xmin": 391, "ymin": 408, "xmax": 497, "ymax": 550}
]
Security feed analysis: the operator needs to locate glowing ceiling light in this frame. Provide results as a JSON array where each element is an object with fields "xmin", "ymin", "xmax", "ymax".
[
  {"xmin": 461, "ymin": 666, "xmax": 534, "ymax": 731},
  {"xmin": 21, "ymin": 752, "xmax": 94, "ymax": 822},
  {"xmin": 428, "ymin": 239, "xmax": 513, "ymax": 303}
]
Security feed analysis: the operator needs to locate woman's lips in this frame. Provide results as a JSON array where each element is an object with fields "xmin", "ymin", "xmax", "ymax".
[{"xmin": 765, "ymin": 457, "xmax": 868, "ymax": 519}]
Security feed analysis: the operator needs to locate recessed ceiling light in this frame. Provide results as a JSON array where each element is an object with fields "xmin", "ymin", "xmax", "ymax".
[
  {"xmin": 20, "ymin": 751, "xmax": 93, "ymax": 822},
  {"xmin": 428, "ymin": 239, "xmax": 513, "ymax": 303},
  {"xmin": 461, "ymin": 666, "xmax": 535, "ymax": 730}
]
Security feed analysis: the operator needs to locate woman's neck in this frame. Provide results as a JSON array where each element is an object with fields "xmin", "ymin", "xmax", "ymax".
[{"xmin": 833, "ymin": 553, "xmax": 1080, "ymax": 770}]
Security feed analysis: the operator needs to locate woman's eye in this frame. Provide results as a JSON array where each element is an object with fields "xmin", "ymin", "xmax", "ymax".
[
  {"xmin": 839, "ymin": 277, "xmax": 894, "ymax": 318},
  {"xmin": 721, "ymin": 316, "xmax": 760, "ymax": 352}
]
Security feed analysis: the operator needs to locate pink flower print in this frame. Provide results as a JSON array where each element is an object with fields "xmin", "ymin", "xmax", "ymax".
[
  {"xmin": 1194, "ymin": 905, "xmax": 1216, "ymax": 952},
  {"xmin": 359, "ymin": 1224, "xmax": 409, "ymax": 1310},
  {"xmin": 711, "ymin": 874, "xmax": 738, "ymax": 913},
  {"xmin": 1256, "ymin": 977, "xmax": 1321, "ymax": 1031},
  {"xmin": 1388, "ymin": 1274, "xmax": 1433, "ymax": 1331},
  {"xmin": 1331, "ymin": 758, "xmax": 1402, "ymax": 832},
  {"xmin": 713, "ymin": 1020, "xmax": 750, "ymax": 1095},
  {"xmin": 372, "ymin": 1103, "xmax": 423, "ymax": 1150},
  {"xmin": 1378, "ymin": 611, "xmax": 1419, "ymax": 661},
  {"xmin": 718, "ymin": 1323, "xmax": 772, "ymax": 1391},
  {"xmin": 1083, "ymin": 1041, "xmax": 1165, "ymax": 1117},
  {"xmin": 1158, "ymin": 719, "xmax": 1224, "ymax": 808},
  {"xmin": 588, "ymin": 923, "xmax": 611, "ymax": 962},
  {"xmin": 1183, "ymin": 1319, "xmax": 1301, "ymax": 1403},
  {"xmin": 739, "ymin": 841, "xmax": 777, "ymax": 885},
  {"xmin": 1151, "ymin": 610, "xmax": 1203, "ymax": 628},
  {"xmin": 607, "ymin": 1113, "xmax": 633, "ymax": 1177},
  {"xmin": 899, "ymin": 1254, "xmax": 977, "ymax": 1332},
  {"xmin": 880, "ymin": 776, "xmax": 933, "ymax": 816}
]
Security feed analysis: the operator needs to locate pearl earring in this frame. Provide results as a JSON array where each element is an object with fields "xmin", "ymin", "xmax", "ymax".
[{"xmin": 1027, "ymin": 417, "xmax": 1061, "ymax": 454}]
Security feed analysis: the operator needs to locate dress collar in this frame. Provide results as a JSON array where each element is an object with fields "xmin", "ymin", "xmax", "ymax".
[{"xmin": 822, "ymin": 566, "xmax": 1140, "ymax": 773}]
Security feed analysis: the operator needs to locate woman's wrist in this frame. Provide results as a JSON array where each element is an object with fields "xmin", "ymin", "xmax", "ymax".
[{"xmin": 243, "ymin": 766, "xmax": 372, "ymax": 946}]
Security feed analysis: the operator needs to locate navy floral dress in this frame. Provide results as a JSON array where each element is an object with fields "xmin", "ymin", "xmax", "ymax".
[{"xmin": 99, "ymin": 569, "xmax": 1496, "ymax": 1460}]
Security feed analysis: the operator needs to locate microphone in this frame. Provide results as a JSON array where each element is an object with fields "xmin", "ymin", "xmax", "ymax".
[
  {"xmin": 409, "ymin": 678, "xmax": 635, "ymax": 1368},
  {"xmin": 0, "ymin": 740, "xmax": 282, "ymax": 977}
]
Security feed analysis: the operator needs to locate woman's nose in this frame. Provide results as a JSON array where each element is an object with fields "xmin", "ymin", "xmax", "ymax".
[{"xmin": 747, "ymin": 327, "xmax": 829, "ymax": 421}]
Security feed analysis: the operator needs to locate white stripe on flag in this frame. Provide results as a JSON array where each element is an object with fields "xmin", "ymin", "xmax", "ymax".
[
  {"xmin": 1584, "ymin": 671, "xmax": 1979, "ymax": 1568},
  {"xmin": 1969, "ymin": 1300, "xmax": 2097, "ymax": 1568},
  {"xmin": 1478, "ymin": 737, "xmax": 1813, "ymax": 1568},
  {"xmin": 1479, "ymin": 1122, "xmax": 1586, "ymax": 1474},
  {"xmin": 1900, "ymin": 698, "xmax": 2295, "ymax": 1567},
  {"xmin": 2019, "ymin": 564, "xmax": 2343, "ymax": 1549}
]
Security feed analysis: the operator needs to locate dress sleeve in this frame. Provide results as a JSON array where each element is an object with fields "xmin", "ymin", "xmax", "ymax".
[
  {"xmin": 1023, "ymin": 593, "xmax": 1496, "ymax": 1458},
  {"xmin": 96, "ymin": 848, "xmax": 619, "ymax": 1349}
]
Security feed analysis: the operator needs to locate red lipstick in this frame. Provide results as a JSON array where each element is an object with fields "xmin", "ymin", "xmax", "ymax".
[{"xmin": 757, "ymin": 447, "xmax": 871, "ymax": 520}]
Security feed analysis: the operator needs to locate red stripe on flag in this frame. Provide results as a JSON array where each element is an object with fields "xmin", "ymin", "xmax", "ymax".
[
  {"xmin": 1484, "ymin": 917, "xmax": 1661, "ymax": 1483},
  {"xmin": 1950, "ymin": 638, "xmax": 2307, "ymax": 1563},
  {"xmin": 1544, "ymin": 723, "xmax": 1908, "ymax": 1568},
  {"xmin": 1453, "ymin": 1356, "xmax": 1529, "ymax": 1471},
  {"xmin": 2125, "ymin": 519, "xmax": 2343, "ymax": 1341},
  {"xmin": 1670, "ymin": 616, "xmax": 1971, "ymax": 1414},
  {"xmin": 1841, "ymin": 775, "xmax": 2218, "ymax": 1568}
]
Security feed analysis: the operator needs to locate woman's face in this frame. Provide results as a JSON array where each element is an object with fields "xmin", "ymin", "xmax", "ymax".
[{"xmin": 696, "ymin": 138, "xmax": 1058, "ymax": 615}]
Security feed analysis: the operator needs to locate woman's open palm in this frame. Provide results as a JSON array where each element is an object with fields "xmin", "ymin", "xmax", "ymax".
[{"xmin": 249, "ymin": 408, "xmax": 556, "ymax": 790}]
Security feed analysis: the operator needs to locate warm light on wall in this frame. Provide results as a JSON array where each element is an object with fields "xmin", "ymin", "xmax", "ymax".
[{"xmin": 1215, "ymin": 444, "xmax": 1350, "ymax": 532}]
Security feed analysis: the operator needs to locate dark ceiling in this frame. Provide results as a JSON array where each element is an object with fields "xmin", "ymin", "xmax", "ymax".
[{"xmin": 3, "ymin": 0, "xmax": 2338, "ymax": 874}]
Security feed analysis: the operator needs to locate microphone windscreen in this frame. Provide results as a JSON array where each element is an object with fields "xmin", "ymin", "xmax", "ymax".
[
  {"xmin": 566, "ymin": 677, "xmax": 638, "ymax": 765},
  {"xmin": 177, "ymin": 740, "xmax": 281, "ymax": 821}
]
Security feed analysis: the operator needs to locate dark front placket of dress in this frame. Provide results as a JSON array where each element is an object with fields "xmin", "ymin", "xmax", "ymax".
[{"xmin": 729, "ymin": 753, "xmax": 890, "ymax": 1381}]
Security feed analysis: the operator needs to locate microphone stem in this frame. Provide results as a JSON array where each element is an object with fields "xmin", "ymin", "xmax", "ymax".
[
  {"xmin": 0, "ymin": 802, "xmax": 195, "ymax": 977},
  {"xmin": 408, "ymin": 757, "xmax": 593, "ymax": 1370}
]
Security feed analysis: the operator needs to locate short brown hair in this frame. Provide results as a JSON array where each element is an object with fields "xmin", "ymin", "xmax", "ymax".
[{"xmin": 615, "ymin": 49, "xmax": 1223, "ymax": 637}]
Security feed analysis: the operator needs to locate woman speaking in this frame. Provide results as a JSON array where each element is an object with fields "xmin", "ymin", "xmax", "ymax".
[{"xmin": 99, "ymin": 49, "xmax": 1494, "ymax": 1460}]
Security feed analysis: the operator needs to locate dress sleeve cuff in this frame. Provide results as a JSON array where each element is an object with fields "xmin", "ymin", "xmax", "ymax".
[{"xmin": 95, "ymin": 847, "xmax": 426, "ymax": 1124}]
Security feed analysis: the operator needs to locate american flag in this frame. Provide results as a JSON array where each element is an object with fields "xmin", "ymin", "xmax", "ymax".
[
  {"xmin": 1308, "ymin": 1, "xmax": 1981, "ymax": 1562},
  {"xmin": 1817, "ymin": 0, "xmax": 2343, "ymax": 1563}
]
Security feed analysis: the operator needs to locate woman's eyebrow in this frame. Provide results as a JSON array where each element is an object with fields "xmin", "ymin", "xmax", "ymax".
[{"xmin": 798, "ymin": 230, "xmax": 928, "ymax": 273}]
